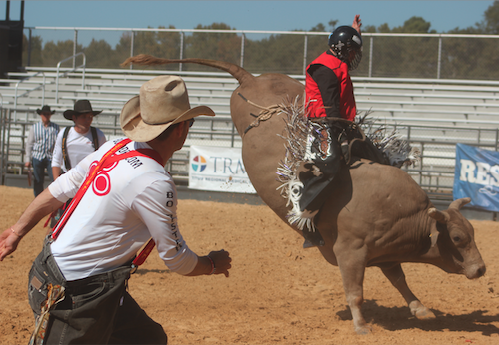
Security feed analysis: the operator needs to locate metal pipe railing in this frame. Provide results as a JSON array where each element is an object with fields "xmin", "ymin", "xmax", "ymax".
[
  {"xmin": 12, "ymin": 71, "xmax": 46, "ymax": 121},
  {"xmin": 55, "ymin": 52, "xmax": 86, "ymax": 102}
]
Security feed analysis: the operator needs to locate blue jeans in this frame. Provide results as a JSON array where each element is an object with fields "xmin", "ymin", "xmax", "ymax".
[{"xmin": 32, "ymin": 157, "xmax": 54, "ymax": 197}]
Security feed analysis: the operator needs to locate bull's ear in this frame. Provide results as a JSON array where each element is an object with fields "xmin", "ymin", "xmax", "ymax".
[
  {"xmin": 428, "ymin": 208, "xmax": 448, "ymax": 247},
  {"xmin": 449, "ymin": 197, "xmax": 471, "ymax": 210},
  {"xmin": 428, "ymin": 207, "xmax": 450, "ymax": 224}
]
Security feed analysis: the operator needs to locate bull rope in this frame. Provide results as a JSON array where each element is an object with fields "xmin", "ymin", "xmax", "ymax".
[{"xmin": 238, "ymin": 93, "xmax": 288, "ymax": 134}]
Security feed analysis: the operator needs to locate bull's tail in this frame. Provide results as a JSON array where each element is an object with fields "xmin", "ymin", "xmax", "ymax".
[{"xmin": 121, "ymin": 55, "xmax": 255, "ymax": 86}]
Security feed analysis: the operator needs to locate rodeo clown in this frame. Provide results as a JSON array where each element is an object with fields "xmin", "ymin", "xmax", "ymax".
[
  {"xmin": 0, "ymin": 76, "xmax": 232, "ymax": 344},
  {"xmin": 300, "ymin": 15, "xmax": 363, "ymax": 247}
]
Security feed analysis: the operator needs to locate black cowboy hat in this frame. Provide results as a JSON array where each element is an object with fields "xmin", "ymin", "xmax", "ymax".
[
  {"xmin": 63, "ymin": 100, "xmax": 102, "ymax": 120},
  {"xmin": 36, "ymin": 105, "xmax": 55, "ymax": 115}
]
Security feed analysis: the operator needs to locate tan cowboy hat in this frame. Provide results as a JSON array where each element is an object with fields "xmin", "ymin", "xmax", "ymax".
[{"xmin": 120, "ymin": 75, "xmax": 215, "ymax": 142}]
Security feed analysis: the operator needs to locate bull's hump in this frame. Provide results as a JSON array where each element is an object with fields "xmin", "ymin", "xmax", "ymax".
[{"xmin": 240, "ymin": 74, "xmax": 304, "ymax": 99}]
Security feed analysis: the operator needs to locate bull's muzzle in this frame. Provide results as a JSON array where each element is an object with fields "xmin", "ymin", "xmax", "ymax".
[{"xmin": 466, "ymin": 262, "xmax": 486, "ymax": 279}]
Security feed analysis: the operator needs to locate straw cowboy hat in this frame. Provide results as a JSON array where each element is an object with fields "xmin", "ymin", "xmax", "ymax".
[
  {"xmin": 36, "ymin": 105, "xmax": 55, "ymax": 115},
  {"xmin": 63, "ymin": 100, "xmax": 103, "ymax": 120},
  {"xmin": 120, "ymin": 75, "xmax": 215, "ymax": 142}
]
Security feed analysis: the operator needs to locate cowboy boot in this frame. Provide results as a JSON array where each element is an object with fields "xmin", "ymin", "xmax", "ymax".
[{"xmin": 298, "ymin": 121, "xmax": 343, "ymax": 247}]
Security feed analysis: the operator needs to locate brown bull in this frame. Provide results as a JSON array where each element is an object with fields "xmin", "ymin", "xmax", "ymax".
[{"xmin": 122, "ymin": 56, "xmax": 486, "ymax": 335}]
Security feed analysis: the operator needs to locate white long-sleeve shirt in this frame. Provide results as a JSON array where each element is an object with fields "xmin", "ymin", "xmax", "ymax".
[
  {"xmin": 51, "ymin": 126, "xmax": 107, "ymax": 172},
  {"xmin": 48, "ymin": 138, "xmax": 198, "ymax": 280}
]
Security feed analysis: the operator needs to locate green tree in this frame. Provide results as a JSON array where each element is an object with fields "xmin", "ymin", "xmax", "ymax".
[
  {"xmin": 22, "ymin": 34, "xmax": 43, "ymax": 66},
  {"xmin": 244, "ymin": 31, "xmax": 305, "ymax": 74},
  {"xmin": 114, "ymin": 31, "xmax": 133, "ymax": 67},
  {"xmin": 84, "ymin": 39, "xmax": 119, "ymax": 68},
  {"xmin": 41, "ymin": 40, "xmax": 82, "ymax": 68},
  {"xmin": 363, "ymin": 17, "xmax": 438, "ymax": 78},
  {"xmin": 441, "ymin": 2, "xmax": 499, "ymax": 80},
  {"xmin": 482, "ymin": 0, "xmax": 499, "ymax": 33},
  {"xmin": 392, "ymin": 16, "xmax": 435, "ymax": 33},
  {"xmin": 114, "ymin": 26, "xmax": 182, "ymax": 71},
  {"xmin": 328, "ymin": 20, "xmax": 339, "ymax": 31},
  {"xmin": 184, "ymin": 23, "xmax": 241, "ymax": 71},
  {"xmin": 306, "ymin": 23, "xmax": 330, "ymax": 69},
  {"xmin": 362, "ymin": 25, "xmax": 377, "ymax": 33}
]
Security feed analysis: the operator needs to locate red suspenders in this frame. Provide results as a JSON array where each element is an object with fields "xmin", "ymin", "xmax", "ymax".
[{"xmin": 51, "ymin": 139, "xmax": 164, "ymax": 268}]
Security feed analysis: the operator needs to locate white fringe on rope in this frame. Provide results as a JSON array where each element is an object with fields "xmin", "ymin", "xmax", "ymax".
[{"xmin": 276, "ymin": 99, "xmax": 420, "ymax": 232}]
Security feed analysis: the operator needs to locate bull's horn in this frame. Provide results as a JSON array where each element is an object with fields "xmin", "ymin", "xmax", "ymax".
[
  {"xmin": 428, "ymin": 207, "xmax": 450, "ymax": 223},
  {"xmin": 449, "ymin": 197, "xmax": 471, "ymax": 210}
]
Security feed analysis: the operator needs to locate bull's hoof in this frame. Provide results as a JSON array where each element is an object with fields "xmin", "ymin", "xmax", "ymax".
[
  {"xmin": 414, "ymin": 308, "xmax": 436, "ymax": 319},
  {"xmin": 409, "ymin": 300, "xmax": 436, "ymax": 319},
  {"xmin": 354, "ymin": 325, "xmax": 372, "ymax": 335}
]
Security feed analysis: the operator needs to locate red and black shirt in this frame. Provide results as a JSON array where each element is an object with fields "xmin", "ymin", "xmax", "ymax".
[{"xmin": 305, "ymin": 50, "xmax": 357, "ymax": 121}]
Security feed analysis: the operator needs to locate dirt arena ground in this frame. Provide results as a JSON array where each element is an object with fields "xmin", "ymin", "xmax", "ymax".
[{"xmin": 1, "ymin": 185, "xmax": 498, "ymax": 345}]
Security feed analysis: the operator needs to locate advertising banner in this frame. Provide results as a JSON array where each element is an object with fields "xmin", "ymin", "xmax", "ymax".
[
  {"xmin": 189, "ymin": 146, "xmax": 257, "ymax": 194},
  {"xmin": 453, "ymin": 143, "xmax": 499, "ymax": 212}
]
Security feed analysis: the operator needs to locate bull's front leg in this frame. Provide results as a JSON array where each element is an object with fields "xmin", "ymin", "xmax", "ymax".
[
  {"xmin": 379, "ymin": 263, "xmax": 435, "ymax": 319},
  {"xmin": 335, "ymin": 243, "xmax": 370, "ymax": 335}
]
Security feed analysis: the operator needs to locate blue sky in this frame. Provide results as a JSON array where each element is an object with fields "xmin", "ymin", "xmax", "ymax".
[{"xmin": 1, "ymin": 1, "xmax": 495, "ymax": 45}]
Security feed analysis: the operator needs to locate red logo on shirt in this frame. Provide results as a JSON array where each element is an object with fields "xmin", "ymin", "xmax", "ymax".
[{"xmin": 90, "ymin": 161, "xmax": 119, "ymax": 196}]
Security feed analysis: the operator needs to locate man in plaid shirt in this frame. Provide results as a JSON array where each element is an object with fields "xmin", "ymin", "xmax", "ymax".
[{"xmin": 25, "ymin": 105, "xmax": 60, "ymax": 196}]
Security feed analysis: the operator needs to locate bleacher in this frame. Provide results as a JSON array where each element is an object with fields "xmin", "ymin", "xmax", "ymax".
[
  {"xmin": 0, "ymin": 67, "xmax": 242, "ymax": 186},
  {"xmin": 1, "ymin": 65, "xmax": 499, "ymax": 197},
  {"xmin": 354, "ymin": 78, "xmax": 499, "ymax": 127},
  {"xmin": 3, "ymin": 67, "xmax": 499, "ymax": 128}
]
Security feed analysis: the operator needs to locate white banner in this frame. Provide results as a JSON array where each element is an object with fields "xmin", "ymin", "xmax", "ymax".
[{"xmin": 189, "ymin": 146, "xmax": 257, "ymax": 194}]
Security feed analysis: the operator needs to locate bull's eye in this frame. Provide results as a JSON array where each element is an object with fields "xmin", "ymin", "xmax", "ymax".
[{"xmin": 452, "ymin": 236, "xmax": 461, "ymax": 243}]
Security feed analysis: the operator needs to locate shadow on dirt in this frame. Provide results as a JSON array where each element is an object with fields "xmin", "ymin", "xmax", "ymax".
[{"xmin": 336, "ymin": 299, "xmax": 499, "ymax": 336}]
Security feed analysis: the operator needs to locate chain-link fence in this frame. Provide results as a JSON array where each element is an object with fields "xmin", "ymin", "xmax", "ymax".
[{"xmin": 23, "ymin": 27, "xmax": 499, "ymax": 80}]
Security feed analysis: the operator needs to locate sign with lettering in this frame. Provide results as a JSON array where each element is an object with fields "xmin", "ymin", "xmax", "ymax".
[
  {"xmin": 453, "ymin": 143, "xmax": 499, "ymax": 212},
  {"xmin": 189, "ymin": 146, "xmax": 257, "ymax": 194}
]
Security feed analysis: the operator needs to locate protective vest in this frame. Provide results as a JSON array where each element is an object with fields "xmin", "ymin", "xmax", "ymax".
[{"xmin": 305, "ymin": 51, "xmax": 357, "ymax": 121}]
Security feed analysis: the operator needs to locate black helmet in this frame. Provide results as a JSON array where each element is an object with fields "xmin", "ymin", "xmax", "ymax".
[{"xmin": 328, "ymin": 26, "xmax": 363, "ymax": 71}]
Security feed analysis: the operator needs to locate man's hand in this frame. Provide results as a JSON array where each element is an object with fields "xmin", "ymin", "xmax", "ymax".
[
  {"xmin": 0, "ymin": 227, "xmax": 22, "ymax": 261},
  {"xmin": 208, "ymin": 249, "xmax": 232, "ymax": 277},
  {"xmin": 186, "ymin": 249, "xmax": 233, "ymax": 277},
  {"xmin": 352, "ymin": 14, "xmax": 362, "ymax": 34}
]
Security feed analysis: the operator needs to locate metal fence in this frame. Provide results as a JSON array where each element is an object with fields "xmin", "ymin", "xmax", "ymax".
[
  {"xmin": 23, "ymin": 27, "xmax": 499, "ymax": 81},
  {"xmin": 2, "ymin": 103, "xmax": 498, "ymax": 199},
  {"xmin": 7, "ymin": 27, "xmax": 499, "ymax": 198}
]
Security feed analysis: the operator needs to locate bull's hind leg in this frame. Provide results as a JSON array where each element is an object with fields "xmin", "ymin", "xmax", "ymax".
[
  {"xmin": 336, "ymin": 247, "xmax": 371, "ymax": 335},
  {"xmin": 379, "ymin": 263, "xmax": 435, "ymax": 319}
]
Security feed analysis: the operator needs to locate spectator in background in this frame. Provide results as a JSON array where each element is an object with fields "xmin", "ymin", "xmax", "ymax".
[
  {"xmin": 49, "ymin": 100, "xmax": 107, "ymax": 228},
  {"xmin": 51, "ymin": 100, "xmax": 107, "ymax": 180},
  {"xmin": 25, "ymin": 105, "xmax": 60, "ymax": 197}
]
